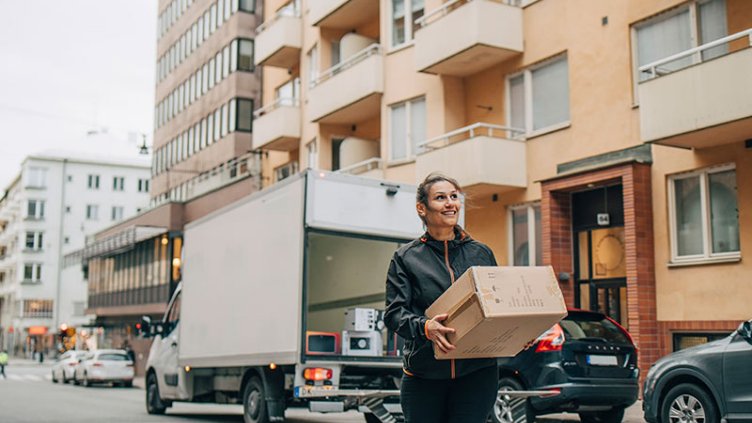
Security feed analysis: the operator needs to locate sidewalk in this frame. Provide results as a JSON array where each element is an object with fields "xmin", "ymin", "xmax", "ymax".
[{"xmin": 5, "ymin": 357, "xmax": 54, "ymax": 367}]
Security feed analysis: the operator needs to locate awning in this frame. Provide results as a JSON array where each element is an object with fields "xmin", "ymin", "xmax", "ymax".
[{"xmin": 83, "ymin": 226, "xmax": 167, "ymax": 260}]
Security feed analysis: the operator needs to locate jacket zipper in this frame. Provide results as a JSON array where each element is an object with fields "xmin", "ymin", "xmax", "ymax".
[{"xmin": 443, "ymin": 240, "xmax": 456, "ymax": 379}]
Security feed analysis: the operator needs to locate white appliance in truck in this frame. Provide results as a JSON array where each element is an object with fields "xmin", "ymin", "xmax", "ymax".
[{"xmin": 141, "ymin": 170, "xmax": 424, "ymax": 423}]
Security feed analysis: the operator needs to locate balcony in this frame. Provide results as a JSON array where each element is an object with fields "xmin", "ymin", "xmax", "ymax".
[
  {"xmin": 416, "ymin": 123, "xmax": 526, "ymax": 196},
  {"xmin": 308, "ymin": 44, "xmax": 383, "ymax": 124},
  {"xmin": 415, "ymin": 0, "xmax": 523, "ymax": 77},
  {"xmin": 638, "ymin": 29, "xmax": 752, "ymax": 149},
  {"xmin": 252, "ymin": 98, "xmax": 301, "ymax": 151},
  {"xmin": 310, "ymin": 0, "xmax": 379, "ymax": 29},
  {"xmin": 254, "ymin": 8, "xmax": 302, "ymax": 69}
]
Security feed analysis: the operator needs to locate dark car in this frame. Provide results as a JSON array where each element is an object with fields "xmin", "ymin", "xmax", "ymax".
[
  {"xmin": 491, "ymin": 309, "xmax": 639, "ymax": 423},
  {"xmin": 642, "ymin": 319, "xmax": 752, "ymax": 423}
]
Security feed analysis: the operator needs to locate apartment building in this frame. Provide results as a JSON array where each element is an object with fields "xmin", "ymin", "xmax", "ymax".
[
  {"xmin": 80, "ymin": 0, "xmax": 268, "ymax": 371},
  {"xmin": 0, "ymin": 152, "xmax": 150, "ymax": 355},
  {"xmin": 254, "ymin": 0, "xmax": 752, "ymax": 375}
]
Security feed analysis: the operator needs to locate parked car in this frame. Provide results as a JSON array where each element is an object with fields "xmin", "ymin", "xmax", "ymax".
[
  {"xmin": 643, "ymin": 319, "xmax": 752, "ymax": 423},
  {"xmin": 492, "ymin": 309, "xmax": 639, "ymax": 423},
  {"xmin": 51, "ymin": 350, "xmax": 88, "ymax": 384},
  {"xmin": 73, "ymin": 349, "xmax": 134, "ymax": 387}
]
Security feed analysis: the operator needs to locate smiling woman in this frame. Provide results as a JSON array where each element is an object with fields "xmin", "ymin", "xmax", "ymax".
[{"xmin": 384, "ymin": 172, "xmax": 500, "ymax": 423}]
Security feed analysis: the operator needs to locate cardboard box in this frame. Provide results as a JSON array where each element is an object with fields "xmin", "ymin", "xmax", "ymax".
[{"xmin": 425, "ymin": 266, "xmax": 567, "ymax": 360}]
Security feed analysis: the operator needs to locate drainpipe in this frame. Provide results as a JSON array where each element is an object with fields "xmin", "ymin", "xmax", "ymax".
[{"xmin": 53, "ymin": 159, "xmax": 68, "ymax": 337}]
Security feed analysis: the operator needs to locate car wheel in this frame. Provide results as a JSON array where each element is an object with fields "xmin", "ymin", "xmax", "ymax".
[
  {"xmin": 62, "ymin": 371, "xmax": 69, "ymax": 384},
  {"xmin": 243, "ymin": 376, "xmax": 269, "ymax": 423},
  {"xmin": 491, "ymin": 377, "xmax": 535, "ymax": 423},
  {"xmin": 579, "ymin": 406, "xmax": 625, "ymax": 423},
  {"xmin": 661, "ymin": 383, "xmax": 718, "ymax": 423},
  {"xmin": 52, "ymin": 370, "xmax": 58, "ymax": 383},
  {"xmin": 146, "ymin": 373, "xmax": 167, "ymax": 415}
]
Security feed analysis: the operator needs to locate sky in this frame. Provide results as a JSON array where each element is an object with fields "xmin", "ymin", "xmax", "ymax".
[{"xmin": 0, "ymin": 0, "xmax": 157, "ymax": 194}]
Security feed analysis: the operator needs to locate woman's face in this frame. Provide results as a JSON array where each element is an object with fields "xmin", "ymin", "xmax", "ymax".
[{"xmin": 418, "ymin": 180, "xmax": 461, "ymax": 230}]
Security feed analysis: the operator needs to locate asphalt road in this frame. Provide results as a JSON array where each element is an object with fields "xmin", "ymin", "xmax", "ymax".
[{"xmin": 0, "ymin": 360, "xmax": 645, "ymax": 423}]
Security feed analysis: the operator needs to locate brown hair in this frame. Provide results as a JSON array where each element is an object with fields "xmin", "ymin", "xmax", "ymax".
[{"xmin": 416, "ymin": 172, "xmax": 462, "ymax": 223}]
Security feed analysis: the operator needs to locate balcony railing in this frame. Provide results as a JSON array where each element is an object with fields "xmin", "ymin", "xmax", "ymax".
[
  {"xmin": 416, "ymin": 123, "xmax": 527, "ymax": 195},
  {"xmin": 639, "ymin": 29, "xmax": 752, "ymax": 80},
  {"xmin": 312, "ymin": 44, "xmax": 381, "ymax": 87},
  {"xmin": 638, "ymin": 29, "xmax": 752, "ymax": 147},
  {"xmin": 417, "ymin": 123, "xmax": 525, "ymax": 151},
  {"xmin": 414, "ymin": 0, "xmax": 523, "ymax": 76},
  {"xmin": 253, "ymin": 97, "xmax": 300, "ymax": 118},
  {"xmin": 308, "ymin": 44, "xmax": 384, "ymax": 123},
  {"xmin": 252, "ymin": 97, "xmax": 301, "ymax": 151},
  {"xmin": 254, "ymin": 4, "xmax": 302, "ymax": 68},
  {"xmin": 416, "ymin": 0, "xmax": 521, "ymax": 27},
  {"xmin": 335, "ymin": 157, "xmax": 382, "ymax": 175}
]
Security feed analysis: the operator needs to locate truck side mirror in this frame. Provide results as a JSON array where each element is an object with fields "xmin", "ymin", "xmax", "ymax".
[{"xmin": 738, "ymin": 320, "xmax": 752, "ymax": 342}]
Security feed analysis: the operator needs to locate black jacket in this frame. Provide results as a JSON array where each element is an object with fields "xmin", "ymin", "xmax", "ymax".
[{"xmin": 384, "ymin": 227, "xmax": 498, "ymax": 379}]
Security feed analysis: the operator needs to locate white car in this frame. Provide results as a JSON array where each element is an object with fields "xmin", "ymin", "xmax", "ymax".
[
  {"xmin": 51, "ymin": 350, "xmax": 88, "ymax": 384},
  {"xmin": 73, "ymin": 349, "xmax": 134, "ymax": 387}
]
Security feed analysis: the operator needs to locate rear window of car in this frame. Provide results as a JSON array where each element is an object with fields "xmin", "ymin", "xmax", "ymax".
[
  {"xmin": 560, "ymin": 313, "xmax": 631, "ymax": 345},
  {"xmin": 98, "ymin": 353, "xmax": 130, "ymax": 361}
]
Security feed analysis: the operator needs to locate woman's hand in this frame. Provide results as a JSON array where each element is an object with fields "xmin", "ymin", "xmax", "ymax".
[{"xmin": 426, "ymin": 314, "xmax": 456, "ymax": 353}]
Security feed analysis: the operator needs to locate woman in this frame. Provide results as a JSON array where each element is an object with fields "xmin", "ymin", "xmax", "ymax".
[{"xmin": 384, "ymin": 173, "xmax": 499, "ymax": 423}]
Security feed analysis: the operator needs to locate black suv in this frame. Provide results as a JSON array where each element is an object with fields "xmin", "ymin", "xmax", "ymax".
[
  {"xmin": 642, "ymin": 319, "xmax": 752, "ymax": 423},
  {"xmin": 491, "ymin": 309, "xmax": 639, "ymax": 423}
]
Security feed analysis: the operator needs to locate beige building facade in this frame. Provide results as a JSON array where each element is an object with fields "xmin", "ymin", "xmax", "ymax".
[{"xmin": 255, "ymin": 0, "xmax": 752, "ymax": 375}]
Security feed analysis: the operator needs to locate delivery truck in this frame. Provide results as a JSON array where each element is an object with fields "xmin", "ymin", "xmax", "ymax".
[{"xmin": 140, "ymin": 170, "xmax": 425, "ymax": 423}]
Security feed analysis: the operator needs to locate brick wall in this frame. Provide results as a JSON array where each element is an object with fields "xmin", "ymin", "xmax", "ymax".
[{"xmin": 541, "ymin": 162, "xmax": 660, "ymax": 377}]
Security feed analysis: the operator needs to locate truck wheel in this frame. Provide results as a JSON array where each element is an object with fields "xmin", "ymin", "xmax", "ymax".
[
  {"xmin": 491, "ymin": 377, "xmax": 535, "ymax": 423},
  {"xmin": 243, "ymin": 376, "xmax": 269, "ymax": 423},
  {"xmin": 660, "ymin": 383, "xmax": 718, "ymax": 423},
  {"xmin": 579, "ymin": 406, "xmax": 625, "ymax": 423},
  {"xmin": 146, "ymin": 373, "xmax": 167, "ymax": 415}
]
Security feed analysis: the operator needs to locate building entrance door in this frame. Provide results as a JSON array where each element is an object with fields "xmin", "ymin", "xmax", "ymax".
[{"xmin": 571, "ymin": 185, "xmax": 628, "ymax": 328}]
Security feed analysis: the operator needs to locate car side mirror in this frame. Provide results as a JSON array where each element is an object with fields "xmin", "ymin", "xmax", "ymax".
[
  {"xmin": 737, "ymin": 320, "xmax": 752, "ymax": 341},
  {"xmin": 139, "ymin": 316, "xmax": 152, "ymax": 338}
]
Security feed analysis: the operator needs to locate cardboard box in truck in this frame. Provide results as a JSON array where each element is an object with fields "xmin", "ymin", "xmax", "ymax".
[{"xmin": 425, "ymin": 266, "xmax": 567, "ymax": 360}]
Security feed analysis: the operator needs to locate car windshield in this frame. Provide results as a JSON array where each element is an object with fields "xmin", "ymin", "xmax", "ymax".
[
  {"xmin": 98, "ymin": 353, "xmax": 130, "ymax": 361},
  {"xmin": 560, "ymin": 313, "xmax": 631, "ymax": 344}
]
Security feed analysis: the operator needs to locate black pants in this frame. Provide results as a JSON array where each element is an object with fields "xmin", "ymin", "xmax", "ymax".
[{"xmin": 400, "ymin": 366, "xmax": 498, "ymax": 423}]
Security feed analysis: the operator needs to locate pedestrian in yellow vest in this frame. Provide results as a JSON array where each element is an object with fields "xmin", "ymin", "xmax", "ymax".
[{"xmin": 0, "ymin": 350, "xmax": 8, "ymax": 378}]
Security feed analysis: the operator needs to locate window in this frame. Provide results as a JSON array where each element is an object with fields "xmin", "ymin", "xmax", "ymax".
[
  {"xmin": 509, "ymin": 204, "xmax": 542, "ymax": 266},
  {"xmin": 391, "ymin": 0, "xmax": 424, "ymax": 47},
  {"xmin": 673, "ymin": 332, "xmax": 728, "ymax": 352},
  {"xmin": 275, "ymin": 77, "xmax": 300, "ymax": 104},
  {"xmin": 237, "ymin": 39, "xmax": 254, "ymax": 71},
  {"xmin": 23, "ymin": 264, "xmax": 42, "ymax": 283},
  {"xmin": 113, "ymin": 176, "xmax": 125, "ymax": 191},
  {"xmin": 633, "ymin": 0, "xmax": 727, "ymax": 84},
  {"xmin": 389, "ymin": 96, "xmax": 426, "ymax": 161},
  {"xmin": 306, "ymin": 139, "xmax": 318, "ymax": 169},
  {"xmin": 22, "ymin": 299, "xmax": 52, "ymax": 317},
  {"xmin": 239, "ymin": 0, "xmax": 255, "ymax": 12},
  {"xmin": 275, "ymin": 161, "xmax": 299, "ymax": 182},
  {"xmin": 26, "ymin": 200, "xmax": 45, "ymax": 219},
  {"xmin": 669, "ymin": 165, "xmax": 739, "ymax": 263},
  {"xmin": 307, "ymin": 45, "xmax": 319, "ymax": 85},
  {"xmin": 88, "ymin": 174, "xmax": 100, "ymax": 189},
  {"xmin": 111, "ymin": 206, "xmax": 124, "ymax": 221},
  {"xmin": 236, "ymin": 98, "xmax": 254, "ymax": 132},
  {"xmin": 86, "ymin": 204, "xmax": 99, "ymax": 220},
  {"xmin": 25, "ymin": 232, "xmax": 44, "ymax": 251},
  {"xmin": 507, "ymin": 54, "xmax": 570, "ymax": 134},
  {"xmin": 26, "ymin": 167, "xmax": 47, "ymax": 188}
]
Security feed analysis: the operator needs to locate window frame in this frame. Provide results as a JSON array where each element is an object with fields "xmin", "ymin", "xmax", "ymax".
[
  {"xmin": 86, "ymin": 204, "xmax": 99, "ymax": 221},
  {"xmin": 507, "ymin": 203, "xmax": 542, "ymax": 266},
  {"xmin": 390, "ymin": 0, "xmax": 425, "ymax": 49},
  {"xmin": 23, "ymin": 264, "xmax": 43, "ymax": 283},
  {"xmin": 667, "ymin": 163, "xmax": 740, "ymax": 265},
  {"xmin": 505, "ymin": 53, "xmax": 571, "ymax": 137},
  {"xmin": 26, "ymin": 199, "xmax": 45, "ymax": 220},
  {"xmin": 87, "ymin": 174, "xmax": 100, "ymax": 190},
  {"xmin": 25, "ymin": 231, "xmax": 44, "ymax": 251},
  {"xmin": 629, "ymin": 0, "xmax": 727, "ymax": 104},
  {"xmin": 388, "ymin": 96, "xmax": 426, "ymax": 163}
]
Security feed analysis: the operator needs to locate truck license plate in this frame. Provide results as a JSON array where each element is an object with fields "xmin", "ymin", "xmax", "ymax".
[{"xmin": 587, "ymin": 355, "xmax": 618, "ymax": 366}]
